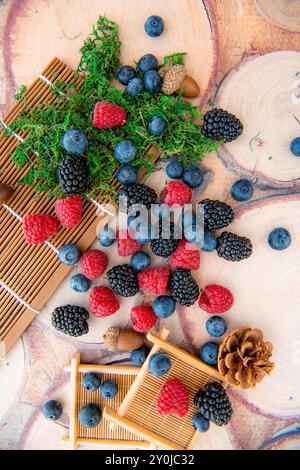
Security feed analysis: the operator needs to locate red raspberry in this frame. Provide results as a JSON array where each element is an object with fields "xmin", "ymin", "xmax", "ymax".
[
  {"xmin": 90, "ymin": 286, "xmax": 120, "ymax": 318},
  {"xmin": 170, "ymin": 239, "xmax": 200, "ymax": 270},
  {"xmin": 157, "ymin": 379, "xmax": 189, "ymax": 417},
  {"xmin": 138, "ymin": 267, "xmax": 170, "ymax": 294},
  {"xmin": 199, "ymin": 284, "xmax": 234, "ymax": 314},
  {"xmin": 131, "ymin": 306, "xmax": 158, "ymax": 332},
  {"xmin": 117, "ymin": 230, "xmax": 142, "ymax": 256},
  {"xmin": 23, "ymin": 213, "xmax": 58, "ymax": 244},
  {"xmin": 92, "ymin": 101, "xmax": 126, "ymax": 129},
  {"xmin": 80, "ymin": 249, "xmax": 108, "ymax": 280},
  {"xmin": 161, "ymin": 181, "xmax": 192, "ymax": 207},
  {"xmin": 55, "ymin": 196, "xmax": 82, "ymax": 228}
]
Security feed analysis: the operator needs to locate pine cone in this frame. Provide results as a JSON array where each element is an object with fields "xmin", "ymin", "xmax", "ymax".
[
  {"xmin": 161, "ymin": 64, "xmax": 186, "ymax": 95},
  {"xmin": 218, "ymin": 327, "xmax": 275, "ymax": 389}
]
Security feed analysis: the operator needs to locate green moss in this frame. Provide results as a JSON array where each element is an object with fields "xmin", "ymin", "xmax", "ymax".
[{"xmin": 9, "ymin": 16, "xmax": 218, "ymax": 198}]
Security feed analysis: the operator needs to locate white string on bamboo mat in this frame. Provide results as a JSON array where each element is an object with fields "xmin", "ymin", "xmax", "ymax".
[
  {"xmin": 0, "ymin": 119, "xmax": 24, "ymax": 142},
  {"xmin": 37, "ymin": 74, "xmax": 66, "ymax": 96},
  {"xmin": 87, "ymin": 197, "xmax": 115, "ymax": 216},
  {"xmin": 2, "ymin": 203, "xmax": 59, "ymax": 254},
  {"xmin": 0, "ymin": 280, "xmax": 40, "ymax": 315}
]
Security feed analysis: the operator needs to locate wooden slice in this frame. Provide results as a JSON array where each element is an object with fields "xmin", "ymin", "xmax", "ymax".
[
  {"xmin": 0, "ymin": 339, "xmax": 24, "ymax": 422},
  {"xmin": 2, "ymin": 0, "xmax": 218, "ymax": 114},
  {"xmin": 215, "ymin": 51, "xmax": 300, "ymax": 187},
  {"xmin": 180, "ymin": 194, "xmax": 300, "ymax": 416},
  {"xmin": 37, "ymin": 227, "xmax": 187, "ymax": 348},
  {"xmin": 259, "ymin": 423, "xmax": 300, "ymax": 450},
  {"xmin": 254, "ymin": 0, "xmax": 300, "ymax": 33},
  {"xmin": 20, "ymin": 381, "xmax": 70, "ymax": 450}
]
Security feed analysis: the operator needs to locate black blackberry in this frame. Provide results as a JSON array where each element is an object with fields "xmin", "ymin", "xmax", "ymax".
[
  {"xmin": 217, "ymin": 231, "xmax": 253, "ymax": 261},
  {"xmin": 170, "ymin": 268, "xmax": 199, "ymax": 307},
  {"xmin": 51, "ymin": 305, "xmax": 89, "ymax": 337},
  {"xmin": 200, "ymin": 199, "xmax": 234, "ymax": 230},
  {"xmin": 201, "ymin": 108, "xmax": 243, "ymax": 143},
  {"xmin": 58, "ymin": 154, "xmax": 88, "ymax": 194},
  {"xmin": 108, "ymin": 264, "xmax": 139, "ymax": 297},
  {"xmin": 117, "ymin": 184, "xmax": 157, "ymax": 212},
  {"xmin": 150, "ymin": 220, "xmax": 179, "ymax": 258},
  {"xmin": 194, "ymin": 382, "xmax": 233, "ymax": 426}
]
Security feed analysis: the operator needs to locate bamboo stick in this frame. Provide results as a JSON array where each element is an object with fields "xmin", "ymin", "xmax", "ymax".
[
  {"xmin": 146, "ymin": 332, "xmax": 222, "ymax": 381},
  {"xmin": 103, "ymin": 408, "xmax": 184, "ymax": 450},
  {"xmin": 69, "ymin": 353, "xmax": 80, "ymax": 450},
  {"xmin": 118, "ymin": 328, "xmax": 169, "ymax": 417},
  {"xmin": 61, "ymin": 436, "xmax": 151, "ymax": 448},
  {"xmin": 64, "ymin": 364, "xmax": 140, "ymax": 375}
]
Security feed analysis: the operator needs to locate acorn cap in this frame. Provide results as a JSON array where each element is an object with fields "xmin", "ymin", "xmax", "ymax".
[
  {"xmin": 103, "ymin": 327, "xmax": 120, "ymax": 351},
  {"xmin": 162, "ymin": 64, "xmax": 186, "ymax": 96},
  {"xmin": 103, "ymin": 327, "xmax": 145, "ymax": 351}
]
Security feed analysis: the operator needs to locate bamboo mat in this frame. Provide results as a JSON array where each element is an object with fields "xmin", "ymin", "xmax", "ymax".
[
  {"xmin": 104, "ymin": 330, "xmax": 224, "ymax": 450},
  {"xmin": 62, "ymin": 353, "xmax": 151, "ymax": 449},
  {"xmin": 0, "ymin": 57, "xmax": 158, "ymax": 357}
]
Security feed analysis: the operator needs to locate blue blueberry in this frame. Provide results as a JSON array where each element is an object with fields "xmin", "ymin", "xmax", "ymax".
[
  {"xmin": 192, "ymin": 413, "xmax": 210, "ymax": 432},
  {"xmin": 152, "ymin": 296, "xmax": 176, "ymax": 318},
  {"xmin": 79, "ymin": 404, "xmax": 101, "ymax": 428},
  {"xmin": 201, "ymin": 231, "xmax": 217, "ymax": 252},
  {"xmin": 98, "ymin": 224, "xmax": 116, "ymax": 247},
  {"xmin": 268, "ymin": 227, "xmax": 291, "ymax": 251},
  {"xmin": 127, "ymin": 211, "xmax": 148, "ymax": 230},
  {"xmin": 144, "ymin": 15, "xmax": 164, "ymax": 37},
  {"xmin": 290, "ymin": 137, "xmax": 300, "ymax": 157},
  {"xmin": 100, "ymin": 380, "xmax": 118, "ymax": 399},
  {"xmin": 116, "ymin": 165, "xmax": 138, "ymax": 185},
  {"xmin": 184, "ymin": 224, "xmax": 203, "ymax": 243},
  {"xmin": 148, "ymin": 116, "xmax": 167, "ymax": 136},
  {"xmin": 152, "ymin": 203, "xmax": 170, "ymax": 221},
  {"xmin": 130, "ymin": 251, "xmax": 151, "ymax": 271},
  {"xmin": 199, "ymin": 341, "xmax": 219, "ymax": 366},
  {"xmin": 231, "ymin": 179, "xmax": 254, "ymax": 202},
  {"xmin": 131, "ymin": 346, "xmax": 148, "ymax": 366},
  {"xmin": 144, "ymin": 70, "xmax": 161, "ymax": 94},
  {"xmin": 58, "ymin": 244, "xmax": 81, "ymax": 265},
  {"xmin": 82, "ymin": 372, "xmax": 101, "ymax": 392},
  {"xmin": 183, "ymin": 166, "xmax": 204, "ymax": 189},
  {"xmin": 206, "ymin": 316, "xmax": 227, "ymax": 338},
  {"xmin": 149, "ymin": 352, "xmax": 171, "ymax": 377},
  {"xmin": 114, "ymin": 140, "xmax": 137, "ymax": 163},
  {"xmin": 70, "ymin": 273, "xmax": 91, "ymax": 293},
  {"xmin": 127, "ymin": 77, "xmax": 145, "ymax": 97},
  {"xmin": 116, "ymin": 65, "xmax": 137, "ymax": 85},
  {"xmin": 42, "ymin": 400, "xmax": 62, "ymax": 421},
  {"xmin": 166, "ymin": 160, "xmax": 184, "ymax": 179},
  {"xmin": 62, "ymin": 129, "xmax": 88, "ymax": 155},
  {"xmin": 138, "ymin": 54, "xmax": 158, "ymax": 74},
  {"xmin": 180, "ymin": 211, "xmax": 197, "ymax": 229},
  {"xmin": 132, "ymin": 223, "xmax": 152, "ymax": 244},
  {"xmin": 128, "ymin": 213, "xmax": 140, "ymax": 228}
]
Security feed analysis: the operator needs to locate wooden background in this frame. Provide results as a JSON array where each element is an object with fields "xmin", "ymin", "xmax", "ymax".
[{"xmin": 0, "ymin": 0, "xmax": 300, "ymax": 450}]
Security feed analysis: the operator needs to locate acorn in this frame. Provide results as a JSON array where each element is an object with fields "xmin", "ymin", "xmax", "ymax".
[
  {"xmin": 178, "ymin": 75, "xmax": 200, "ymax": 98},
  {"xmin": 103, "ymin": 327, "xmax": 145, "ymax": 351},
  {"xmin": 0, "ymin": 183, "xmax": 13, "ymax": 206},
  {"xmin": 160, "ymin": 61, "xmax": 200, "ymax": 98}
]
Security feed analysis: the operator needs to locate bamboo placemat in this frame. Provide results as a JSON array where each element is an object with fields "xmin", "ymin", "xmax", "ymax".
[
  {"xmin": 62, "ymin": 353, "xmax": 152, "ymax": 449},
  {"xmin": 104, "ymin": 329, "xmax": 224, "ymax": 450},
  {"xmin": 0, "ymin": 57, "xmax": 159, "ymax": 357}
]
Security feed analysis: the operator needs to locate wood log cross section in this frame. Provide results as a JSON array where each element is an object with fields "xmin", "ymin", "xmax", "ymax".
[{"xmin": 1, "ymin": 0, "xmax": 300, "ymax": 451}]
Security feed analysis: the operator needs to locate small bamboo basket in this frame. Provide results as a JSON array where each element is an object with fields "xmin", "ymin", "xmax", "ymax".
[
  {"xmin": 62, "ymin": 352, "xmax": 153, "ymax": 449},
  {"xmin": 0, "ymin": 57, "xmax": 159, "ymax": 357},
  {"xmin": 104, "ymin": 328, "xmax": 224, "ymax": 450}
]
